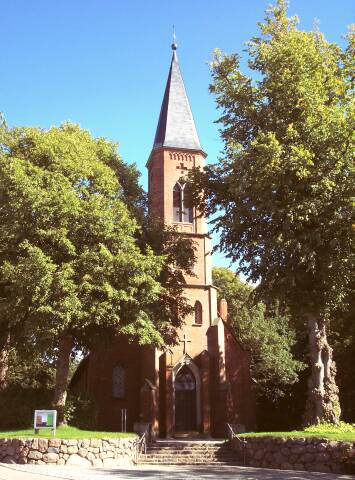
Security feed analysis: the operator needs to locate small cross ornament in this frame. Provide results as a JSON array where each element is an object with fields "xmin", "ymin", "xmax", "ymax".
[
  {"xmin": 179, "ymin": 333, "xmax": 191, "ymax": 353},
  {"xmin": 176, "ymin": 162, "xmax": 188, "ymax": 172}
]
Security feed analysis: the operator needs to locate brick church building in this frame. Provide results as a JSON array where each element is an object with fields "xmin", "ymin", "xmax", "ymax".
[{"xmin": 71, "ymin": 42, "xmax": 256, "ymax": 438}]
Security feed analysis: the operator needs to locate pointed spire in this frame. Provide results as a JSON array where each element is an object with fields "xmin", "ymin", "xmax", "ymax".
[{"xmin": 153, "ymin": 41, "xmax": 203, "ymax": 152}]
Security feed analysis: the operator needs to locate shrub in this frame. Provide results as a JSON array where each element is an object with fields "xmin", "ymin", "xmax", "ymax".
[
  {"xmin": 304, "ymin": 421, "xmax": 355, "ymax": 434},
  {"xmin": 65, "ymin": 392, "xmax": 98, "ymax": 430},
  {"xmin": 0, "ymin": 385, "xmax": 53, "ymax": 429}
]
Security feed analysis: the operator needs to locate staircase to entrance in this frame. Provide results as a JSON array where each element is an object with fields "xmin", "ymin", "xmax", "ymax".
[{"xmin": 139, "ymin": 440, "xmax": 240, "ymax": 465}]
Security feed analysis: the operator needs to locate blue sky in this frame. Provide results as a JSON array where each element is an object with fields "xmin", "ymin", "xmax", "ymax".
[{"xmin": 1, "ymin": 0, "xmax": 353, "ymax": 272}]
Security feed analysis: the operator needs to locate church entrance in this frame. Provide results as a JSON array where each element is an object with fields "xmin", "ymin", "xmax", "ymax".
[{"xmin": 174, "ymin": 365, "xmax": 197, "ymax": 432}]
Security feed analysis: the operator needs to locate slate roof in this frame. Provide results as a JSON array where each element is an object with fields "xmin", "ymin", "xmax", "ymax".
[{"xmin": 153, "ymin": 45, "xmax": 203, "ymax": 152}]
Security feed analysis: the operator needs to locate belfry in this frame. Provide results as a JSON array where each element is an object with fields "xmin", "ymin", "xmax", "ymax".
[{"xmin": 71, "ymin": 42, "xmax": 255, "ymax": 437}]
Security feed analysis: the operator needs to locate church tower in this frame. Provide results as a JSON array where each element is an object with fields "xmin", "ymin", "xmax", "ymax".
[{"xmin": 147, "ymin": 41, "xmax": 219, "ymax": 437}]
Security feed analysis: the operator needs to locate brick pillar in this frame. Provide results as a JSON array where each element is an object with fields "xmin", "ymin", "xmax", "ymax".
[
  {"xmin": 201, "ymin": 350, "xmax": 211, "ymax": 436},
  {"xmin": 166, "ymin": 366, "xmax": 174, "ymax": 437},
  {"xmin": 218, "ymin": 298, "xmax": 228, "ymax": 322}
]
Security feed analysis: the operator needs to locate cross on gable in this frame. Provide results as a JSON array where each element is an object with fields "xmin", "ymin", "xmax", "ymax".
[
  {"xmin": 179, "ymin": 333, "xmax": 191, "ymax": 353},
  {"xmin": 176, "ymin": 162, "xmax": 188, "ymax": 171}
]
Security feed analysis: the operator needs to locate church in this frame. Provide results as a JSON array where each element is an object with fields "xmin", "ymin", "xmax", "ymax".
[{"xmin": 71, "ymin": 41, "xmax": 256, "ymax": 438}]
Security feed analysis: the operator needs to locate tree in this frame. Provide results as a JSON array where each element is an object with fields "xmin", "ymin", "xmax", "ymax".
[
  {"xmin": 193, "ymin": 2, "xmax": 353, "ymax": 424},
  {"xmin": 138, "ymin": 218, "xmax": 196, "ymax": 345},
  {"xmin": 213, "ymin": 267, "xmax": 304, "ymax": 401},
  {"xmin": 0, "ymin": 122, "xmax": 171, "ymax": 423}
]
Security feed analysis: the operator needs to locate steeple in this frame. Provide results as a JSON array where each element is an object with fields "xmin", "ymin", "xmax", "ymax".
[{"xmin": 153, "ymin": 42, "xmax": 203, "ymax": 152}]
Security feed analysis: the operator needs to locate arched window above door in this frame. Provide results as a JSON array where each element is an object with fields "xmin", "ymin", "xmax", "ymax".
[
  {"xmin": 175, "ymin": 365, "xmax": 196, "ymax": 391},
  {"xmin": 172, "ymin": 182, "xmax": 193, "ymax": 223},
  {"xmin": 194, "ymin": 301, "xmax": 203, "ymax": 325}
]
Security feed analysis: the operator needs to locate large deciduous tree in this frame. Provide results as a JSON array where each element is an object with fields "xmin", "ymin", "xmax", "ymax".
[
  {"xmin": 193, "ymin": 2, "xmax": 353, "ymax": 424},
  {"xmin": 0, "ymin": 122, "xmax": 172, "ymax": 423}
]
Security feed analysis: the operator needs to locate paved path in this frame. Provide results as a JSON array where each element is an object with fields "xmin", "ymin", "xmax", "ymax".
[{"xmin": 0, "ymin": 464, "xmax": 353, "ymax": 480}]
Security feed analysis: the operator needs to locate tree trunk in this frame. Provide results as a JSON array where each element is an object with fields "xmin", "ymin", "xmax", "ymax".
[
  {"xmin": 53, "ymin": 333, "xmax": 73, "ymax": 425},
  {"xmin": 304, "ymin": 313, "xmax": 341, "ymax": 425},
  {"xmin": 0, "ymin": 334, "xmax": 10, "ymax": 391}
]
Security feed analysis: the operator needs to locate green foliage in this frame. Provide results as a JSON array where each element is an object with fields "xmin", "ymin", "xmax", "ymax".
[
  {"xmin": 6, "ymin": 348, "xmax": 56, "ymax": 390},
  {"xmin": 304, "ymin": 421, "xmax": 355, "ymax": 434},
  {"xmin": 213, "ymin": 267, "xmax": 304, "ymax": 400},
  {"xmin": 0, "ymin": 122, "xmax": 167, "ymax": 354},
  {"xmin": 193, "ymin": 1, "xmax": 353, "ymax": 320},
  {"xmin": 65, "ymin": 392, "xmax": 98, "ymax": 430},
  {"xmin": 138, "ymin": 219, "xmax": 196, "ymax": 345},
  {"xmin": 242, "ymin": 429, "xmax": 355, "ymax": 441},
  {"xmin": 0, "ymin": 385, "xmax": 53, "ymax": 429}
]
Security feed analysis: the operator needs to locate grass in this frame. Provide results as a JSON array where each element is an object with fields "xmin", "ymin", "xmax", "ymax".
[
  {"xmin": 239, "ymin": 421, "xmax": 355, "ymax": 442},
  {"xmin": 240, "ymin": 430, "xmax": 355, "ymax": 441},
  {"xmin": 0, "ymin": 425, "xmax": 137, "ymax": 439}
]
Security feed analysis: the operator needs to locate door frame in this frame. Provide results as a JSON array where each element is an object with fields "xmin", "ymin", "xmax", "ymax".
[{"xmin": 172, "ymin": 354, "xmax": 201, "ymax": 431}]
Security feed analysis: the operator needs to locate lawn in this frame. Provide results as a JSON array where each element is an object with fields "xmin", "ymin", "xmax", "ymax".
[
  {"xmin": 241, "ymin": 429, "xmax": 355, "ymax": 442},
  {"xmin": 237, "ymin": 421, "xmax": 355, "ymax": 442},
  {"xmin": 0, "ymin": 425, "xmax": 137, "ymax": 439}
]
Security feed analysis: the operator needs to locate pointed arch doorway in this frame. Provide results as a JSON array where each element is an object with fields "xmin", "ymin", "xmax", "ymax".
[
  {"xmin": 175, "ymin": 365, "xmax": 196, "ymax": 431},
  {"xmin": 173, "ymin": 355, "xmax": 201, "ymax": 433}
]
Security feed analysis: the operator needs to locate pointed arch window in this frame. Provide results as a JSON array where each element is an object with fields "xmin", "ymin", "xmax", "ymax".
[
  {"xmin": 173, "ymin": 182, "xmax": 193, "ymax": 223},
  {"xmin": 173, "ymin": 183, "xmax": 182, "ymax": 222},
  {"xmin": 112, "ymin": 365, "xmax": 125, "ymax": 398},
  {"xmin": 194, "ymin": 301, "xmax": 203, "ymax": 325}
]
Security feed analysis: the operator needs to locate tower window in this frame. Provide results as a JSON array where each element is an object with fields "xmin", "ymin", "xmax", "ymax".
[
  {"xmin": 173, "ymin": 183, "xmax": 182, "ymax": 222},
  {"xmin": 173, "ymin": 182, "xmax": 193, "ymax": 223},
  {"xmin": 194, "ymin": 301, "xmax": 203, "ymax": 325}
]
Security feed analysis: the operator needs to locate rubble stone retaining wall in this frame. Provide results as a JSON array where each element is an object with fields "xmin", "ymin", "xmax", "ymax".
[
  {"xmin": 0, "ymin": 437, "xmax": 137, "ymax": 467},
  {"xmin": 231, "ymin": 436, "xmax": 355, "ymax": 474}
]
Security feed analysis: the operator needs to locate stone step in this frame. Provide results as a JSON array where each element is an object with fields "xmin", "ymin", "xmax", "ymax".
[
  {"xmin": 151, "ymin": 442, "xmax": 225, "ymax": 447},
  {"xmin": 146, "ymin": 452, "xmax": 235, "ymax": 458},
  {"xmin": 146, "ymin": 449, "xmax": 228, "ymax": 452},
  {"xmin": 147, "ymin": 446, "xmax": 230, "ymax": 451},
  {"xmin": 140, "ymin": 459, "xmax": 240, "ymax": 465},
  {"xmin": 139, "ymin": 441, "xmax": 238, "ymax": 466},
  {"xmin": 144, "ymin": 453, "xmax": 234, "ymax": 458},
  {"xmin": 148, "ymin": 445, "xmax": 230, "ymax": 452},
  {"xmin": 141, "ymin": 456, "xmax": 238, "ymax": 462},
  {"xmin": 146, "ymin": 449, "xmax": 231, "ymax": 454},
  {"xmin": 145, "ymin": 452, "xmax": 236, "ymax": 458}
]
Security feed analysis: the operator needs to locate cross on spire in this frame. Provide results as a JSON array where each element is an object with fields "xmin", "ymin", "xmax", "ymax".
[
  {"xmin": 179, "ymin": 333, "xmax": 191, "ymax": 353},
  {"xmin": 172, "ymin": 25, "xmax": 177, "ymax": 50}
]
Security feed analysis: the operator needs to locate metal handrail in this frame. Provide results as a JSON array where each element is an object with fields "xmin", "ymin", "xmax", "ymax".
[
  {"xmin": 133, "ymin": 425, "xmax": 150, "ymax": 465},
  {"xmin": 226, "ymin": 423, "xmax": 247, "ymax": 466}
]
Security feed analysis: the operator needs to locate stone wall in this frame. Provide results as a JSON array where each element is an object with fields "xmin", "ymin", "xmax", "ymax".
[
  {"xmin": 231, "ymin": 436, "xmax": 355, "ymax": 474},
  {"xmin": 0, "ymin": 437, "xmax": 137, "ymax": 467}
]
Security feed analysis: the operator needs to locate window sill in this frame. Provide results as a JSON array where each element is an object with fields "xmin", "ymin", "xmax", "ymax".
[{"xmin": 192, "ymin": 323, "xmax": 202, "ymax": 327}]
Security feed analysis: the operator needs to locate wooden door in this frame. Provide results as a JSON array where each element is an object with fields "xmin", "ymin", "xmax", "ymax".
[{"xmin": 174, "ymin": 366, "xmax": 197, "ymax": 432}]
